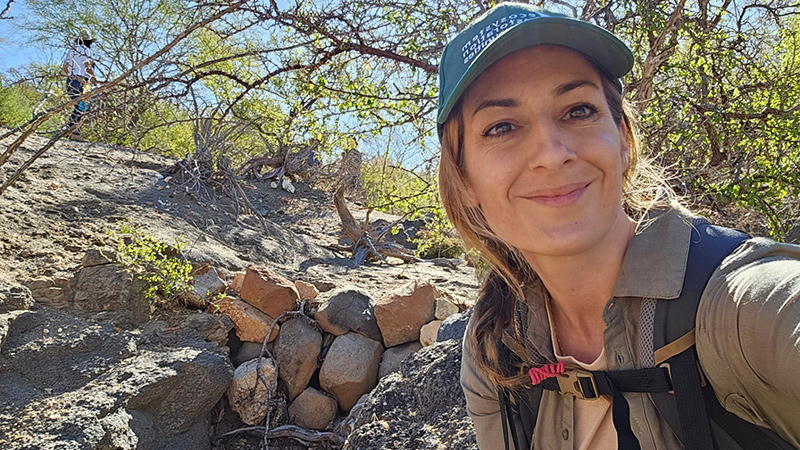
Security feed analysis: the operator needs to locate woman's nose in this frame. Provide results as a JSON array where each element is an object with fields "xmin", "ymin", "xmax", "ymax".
[{"xmin": 523, "ymin": 121, "xmax": 576, "ymax": 171}]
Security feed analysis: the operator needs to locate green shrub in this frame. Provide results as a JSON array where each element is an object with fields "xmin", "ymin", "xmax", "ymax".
[
  {"xmin": 108, "ymin": 220, "xmax": 193, "ymax": 306},
  {"xmin": 0, "ymin": 85, "xmax": 36, "ymax": 127}
]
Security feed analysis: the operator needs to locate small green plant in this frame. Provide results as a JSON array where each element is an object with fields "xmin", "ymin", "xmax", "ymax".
[
  {"xmin": 414, "ymin": 226, "xmax": 465, "ymax": 260},
  {"xmin": 108, "ymin": 220, "xmax": 193, "ymax": 305}
]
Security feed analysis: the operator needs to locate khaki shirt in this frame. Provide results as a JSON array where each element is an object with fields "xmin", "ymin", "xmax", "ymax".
[{"xmin": 461, "ymin": 208, "xmax": 800, "ymax": 450}]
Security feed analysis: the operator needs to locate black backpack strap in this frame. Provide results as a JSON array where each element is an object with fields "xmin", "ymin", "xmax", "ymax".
[
  {"xmin": 500, "ymin": 386, "xmax": 542, "ymax": 450},
  {"xmin": 652, "ymin": 222, "xmax": 794, "ymax": 450}
]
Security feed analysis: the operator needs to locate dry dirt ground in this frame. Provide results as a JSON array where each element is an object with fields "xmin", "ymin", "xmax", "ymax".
[
  {"xmin": 1, "ymin": 130, "xmax": 481, "ymax": 449},
  {"xmin": 0, "ymin": 130, "xmax": 480, "ymax": 303}
]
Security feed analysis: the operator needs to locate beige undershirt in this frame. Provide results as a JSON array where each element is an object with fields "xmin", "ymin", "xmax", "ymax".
[{"xmin": 546, "ymin": 302, "xmax": 617, "ymax": 450}]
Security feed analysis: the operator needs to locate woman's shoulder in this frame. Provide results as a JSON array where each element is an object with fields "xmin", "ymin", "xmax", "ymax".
[{"xmin": 696, "ymin": 236, "xmax": 800, "ymax": 446}]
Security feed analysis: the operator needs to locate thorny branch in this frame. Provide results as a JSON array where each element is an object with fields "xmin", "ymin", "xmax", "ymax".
[{"xmin": 0, "ymin": 0, "xmax": 13, "ymax": 19}]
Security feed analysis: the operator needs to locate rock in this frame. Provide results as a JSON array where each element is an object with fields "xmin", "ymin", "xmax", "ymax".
[
  {"xmin": 294, "ymin": 280, "xmax": 319, "ymax": 300},
  {"xmin": 315, "ymin": 287, "xmax": 382, "ymax": 342},
  {"xmin": 274, "ymin": 318, "xmax": 322, "ymax": 400},
  {"xmin": 180, "ymin": 311, "xmax": 234, "ymax": 350},
  {"xmin": 226, "ymin": 357, "xmax": 278, "ymax": 425},
  {"xmin": 216, "ymin": 297, "xmax": 279, "ymax": 343},
  {"xmin": 379, "ymin": 341, "xmax": 422, "ymax": 379},
  {"xmin": 288, "ymin": 387, "xmax": 338, "ymax": 430},
  {"xmin": 434, "ymin": 298, "xmax": 460, "ymax": 320},
  {"xmin": 25, "ymin": 276, "xmax": 72, "ymax": 309},
  {"xmin": 232, "ymin": 341, "xmax": 263, "ymax": 366},
  {"xmin": 343, "ymin": 340, "xmax": 476, "ymax": 450},
  {"xmin": 374, "ymin": 281, "xmax": 438, "ymax": 347},
  {"xmin": 80, "ymin": 247, "xmax": 115, "ymax": 267},
  {"xmin": 420, "ymin": 320, "xmax": 443, "ymax": 347},
  {"xmin": 72, "ymin": 264, "xmax": 150, "ymax": 326},
  {"xmin": 230, "ymin": 272, "xmax": 246, "ymax": 294},
  {"xmin": 319, "ymin": 332, "xmax": 383, "ymax": 411},
  {"xmin": 0, "ymin": 284, "xmax": 35, "ymax": 312},
  {"xmin": 182, "ymin": 264, "xmax": 225, "ymax": 309},
  {"xmin": 0, "ymin": 306, "xmax": 233, "ymax": 450},
  {"xmin": 437, "ymin": 309, "xmax": 472, "ymax": 343},
  {"xmin": 239, "ymin": 265, "xmax": 299, "ymax": 318}
]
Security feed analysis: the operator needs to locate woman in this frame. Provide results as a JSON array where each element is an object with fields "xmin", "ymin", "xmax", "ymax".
[
  {"xmin": 436, "ymin": 3, "xmax": 800, "ymax": 450},
  {"xmin": 63, "ymin": 29, "xmax": 97, "ymax": 140}
]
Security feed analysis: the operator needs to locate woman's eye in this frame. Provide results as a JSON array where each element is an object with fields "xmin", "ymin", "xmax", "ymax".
[
  {"xmin": 483, "ymin": 122, "xmax": 516, "ymax": 137},
  {"xmin": 566, "ymin": 104, "xmax": 598, "ymax": 119}
]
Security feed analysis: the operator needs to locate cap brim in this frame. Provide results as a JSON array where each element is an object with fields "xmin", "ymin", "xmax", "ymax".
[{"xmin": 437, "ymin": 17, "xmax": 633, "ymax": 126}]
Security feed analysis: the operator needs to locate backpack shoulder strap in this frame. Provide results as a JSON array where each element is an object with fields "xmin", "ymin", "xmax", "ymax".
[
  {"xmin": 651, "ymin": 220, "xmax": 748, "ymax": 450},
  {"xmin": 500, "ymin": 386, "xmax": 542, "ymax": 450},
  {"xmin": 652, "ymin": 222, "xmax": 796, "ymax": 450}
]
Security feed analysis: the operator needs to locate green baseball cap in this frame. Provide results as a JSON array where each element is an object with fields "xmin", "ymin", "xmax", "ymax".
[{"xmin": 437, "ymin": 3, "xmax": 633, "ymax": 138}]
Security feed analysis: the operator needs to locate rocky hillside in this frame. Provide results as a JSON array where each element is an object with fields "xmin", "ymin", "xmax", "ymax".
[{"xmin": 0, "ymin": 132, "xmax": 480, "ymax": 450}]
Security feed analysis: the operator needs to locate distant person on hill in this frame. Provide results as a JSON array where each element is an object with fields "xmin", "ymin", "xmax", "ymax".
[{"xmin": 62, "ymin": 29, "xmax": 97, "ymax": 140}]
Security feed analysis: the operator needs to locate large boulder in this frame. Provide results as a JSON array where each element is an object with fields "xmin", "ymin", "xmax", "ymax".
[
  {"xmin": 226, "ymin": 357, "xmax": 279, "ymax": 425},
  {"xmin": 0, "ymin": 306, "xmax": 233, "ymax": 450},
  {"xmin": 315, "ymin": 287, "xmax": 382, "ymax": 342},
  {"xmin": 215, "ymin": 297, "xmax": 279, "ymax": 344},
  {"xmin": 273, "ymin": 318, "xmax": 322, "ymax": 400},
  {"xmin": 72, "ymin": 262, "xmax": 151, "ymax": 326},
  {"xmin": 378, "ymin": 340, "xmax": 422, "ymax": 379},
  {"xmin": 343, "ymin": 339, "xmax": 477, "ymax": 450},
  {"xmin": 239, "ymin": 265, "xmax": 299, "ymax": 318},
  {"xmin": 288, "ymin": 387, "xmax": 338, "ymax": 430},
  {"xmin": 319, "ymin": 332, "xmax": 383, "ymax": 411},
  {"xmin": 435, "ymin": 298, "xmax": 460, "ymax": 320},
  {"xmin": 374, "ymin": 281, "xmax": 438, "ymax": 347},
  {"xmin": 437, "ymin": 309, "xmax": 472, "ymax": 343}
]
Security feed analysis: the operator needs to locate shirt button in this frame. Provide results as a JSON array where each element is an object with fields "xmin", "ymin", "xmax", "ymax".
[{"xmin": 562, "ymin": 428, "xmax": 569, "ymax": 440}]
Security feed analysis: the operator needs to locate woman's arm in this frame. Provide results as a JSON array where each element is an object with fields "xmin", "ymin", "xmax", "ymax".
[{"xmin": 697, "ymin": 238, "xmax": 800, "ymax": 448}]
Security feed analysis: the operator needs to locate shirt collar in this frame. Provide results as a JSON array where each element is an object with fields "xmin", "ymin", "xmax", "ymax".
[{"xmin": 612, "ymin": 208, "xmax": 694, "ymax": 299}]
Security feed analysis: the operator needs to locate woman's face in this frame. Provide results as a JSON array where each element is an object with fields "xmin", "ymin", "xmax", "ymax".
[{"xmin": 460, "ymin": 45, "xmax": 630, "ymax": 261}]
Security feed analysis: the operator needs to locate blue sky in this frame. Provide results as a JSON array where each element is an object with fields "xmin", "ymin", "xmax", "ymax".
[{"xmin": 0, "ymin": 2, "xmax": 59, "ymax": 72}]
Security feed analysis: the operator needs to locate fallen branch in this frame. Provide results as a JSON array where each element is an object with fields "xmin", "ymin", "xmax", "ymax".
[
  {"xmin": 333, "ymin": 178, "xmax": 421, "ymax": 266},
  {"xmin": 220, "ymin": 424, "xmax": 345, "ymax": 446}
]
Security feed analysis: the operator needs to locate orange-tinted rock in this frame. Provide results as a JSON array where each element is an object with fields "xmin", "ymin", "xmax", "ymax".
[
  {"xmin": 294, "ymin": 280, "xmax": 320, "ymax": 300},
  {"xmin": 230, "ymin": 272, "xmax": 246, "ymax": 294},
  {"xmin": 274, "ymin": 318, "xmax": 322, "ymax": 400},
  {"xmin": 374, "ymin": 281, "xmax": 438, "ymax": 347},
  {"xmin": 215, "ymin": 297, "xmax": 279, "ymax": 343},
  {"xmin": 239, "ymin": 266, "xmax": 299, "ymax": 318}
]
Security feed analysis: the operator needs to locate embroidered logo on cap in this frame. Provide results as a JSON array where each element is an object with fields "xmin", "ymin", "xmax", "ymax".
[{"xmin": 460, "ymin": 12, "xmax": 550, "ymax": 65}]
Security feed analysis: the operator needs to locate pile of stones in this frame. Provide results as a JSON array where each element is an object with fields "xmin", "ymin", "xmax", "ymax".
[{"xmin": 213, "ymin": 264, "xmax": 468, "ymax": 432}]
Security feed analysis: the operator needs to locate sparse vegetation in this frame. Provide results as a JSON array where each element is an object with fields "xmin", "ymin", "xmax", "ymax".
[{"xmin": 108, "ymin": 220, "xmax": 193, "ymax": 306}]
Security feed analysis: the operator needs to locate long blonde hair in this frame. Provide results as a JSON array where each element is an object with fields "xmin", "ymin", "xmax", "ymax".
[{"xmin": 439, "ymin": 69, "xmax": 674, "ymax": 388}]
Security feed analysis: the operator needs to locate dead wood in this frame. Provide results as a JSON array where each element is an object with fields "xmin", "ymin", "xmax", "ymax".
[
  {"xmin": 333, "ymin": 178, "xmax": 421, "ymax": 266},
  {"xmin": 238, "ymin": 139, "xmax": 319, "ymax": 187},
  {"xmin": 220, "ymin": 424, "xmax": 345, "ymax": 446}
]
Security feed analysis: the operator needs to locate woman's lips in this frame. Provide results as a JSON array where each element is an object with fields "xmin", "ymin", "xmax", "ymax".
[{"xmin": 523, "ymin": 182, "xmax": 589, "ymax": 206}]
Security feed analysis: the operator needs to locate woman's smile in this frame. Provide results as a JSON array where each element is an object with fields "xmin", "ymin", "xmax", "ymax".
[{"xmin": 522, "ymin": 182, "xmax": 591, "ymax": 207}]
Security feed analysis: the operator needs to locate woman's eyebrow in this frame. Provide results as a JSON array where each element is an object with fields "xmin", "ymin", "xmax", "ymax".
[
  {"xmin": 553, "ymin": 79, "xmax": 599, "ymax": 97},
  {"xmin": 471, "ymin": 98, "xmax": 519, "ymax": 117}
]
